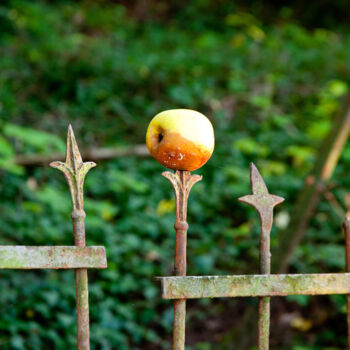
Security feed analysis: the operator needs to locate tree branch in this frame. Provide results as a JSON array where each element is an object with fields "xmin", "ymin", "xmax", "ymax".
[{"xmin": 15, "ymin": 144, "xmax": 149, "ymax": 166}]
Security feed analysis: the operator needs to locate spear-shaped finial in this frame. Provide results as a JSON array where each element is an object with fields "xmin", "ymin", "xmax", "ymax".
[
  {"xmin": 238, "ymin": 162, "xmax": 284, "ymax": 350},
  {"xmin": 238, "ymin": 162, "xmax": 284, "ymax": 238},
  {"xmin": 50, "ymin": 125, "xmax": 96, "ymax": 350},
  {"xmin": 50, "ymin": 124, "xmax": 96, "ymax": 210}
]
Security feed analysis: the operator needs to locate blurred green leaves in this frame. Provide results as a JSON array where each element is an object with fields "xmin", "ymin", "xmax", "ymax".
[
  {"xmin": 0, "ymin": 1, "xmax": 350, "ymax": 349},
  {"xmin": 4, "ymin": 124, "xmax": 65, "ymax": 154}
]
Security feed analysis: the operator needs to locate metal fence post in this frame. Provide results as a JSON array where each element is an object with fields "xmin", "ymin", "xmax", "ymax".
[
  {"xmin": 0, "ymin": 124, "xmax": 106, "ymax": 348},
  {"xmin": 238, "ymin": 163, "xmax": 284, "ymax": 349},
  {"xmin": 162, "ymin": 170, "xmax": 202, "ymax": 350},
  {"xmin": 51, "ymin": 125, "xmax": 97, "ymax": 350}
]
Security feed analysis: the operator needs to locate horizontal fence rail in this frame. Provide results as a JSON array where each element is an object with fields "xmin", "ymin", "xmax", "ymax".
[
  {"xmin": 0, "ymin": 125, "xmax": 107, "ymax": 350},
  {"xmin": 0, "ymin": 246, "xmax": 107, "ymax": 269},
  {"xmin": 157, "ymin": 273, "xmax": 350, "ymax": 299},
  {"xmin": 157, "ymin": 162, "xmax": 350, "ymax": 350}
]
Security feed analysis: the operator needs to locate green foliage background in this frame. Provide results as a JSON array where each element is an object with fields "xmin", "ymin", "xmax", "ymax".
[{"xmin": 1, "ymin": 1, "xmax": 350, "ymax": 349}]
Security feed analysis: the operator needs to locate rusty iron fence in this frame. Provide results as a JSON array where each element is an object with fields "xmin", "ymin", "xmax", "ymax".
[
  {"xmin": 3, "ymin": 126, "xmax": 350, "ymax": 350},
  {"xmin": 0, "ymin": 125, "xmax": 107, "ymax": 350},
  {"xmin": 157, "ymin": 163, "xmax": 350, "ymax": 350}
]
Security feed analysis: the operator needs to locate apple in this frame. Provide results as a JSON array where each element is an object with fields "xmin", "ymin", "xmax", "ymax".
[{"xmin": 146, "ymin": 109, "xmax": 214, "ymax": 171}]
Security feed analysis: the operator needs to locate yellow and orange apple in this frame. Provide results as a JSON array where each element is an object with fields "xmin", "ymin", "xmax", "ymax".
[{"xmin": 146, "ymin": 109, "xmax": 214, "ymax": 171}]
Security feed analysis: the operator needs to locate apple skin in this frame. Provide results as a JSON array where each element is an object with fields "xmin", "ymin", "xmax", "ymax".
[{"xmin": 146, "ymin": 109, "xmax": 214, "ymax": 171}]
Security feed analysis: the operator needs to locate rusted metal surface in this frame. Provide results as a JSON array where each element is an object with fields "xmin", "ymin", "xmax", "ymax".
[
  {"xmin": 238, "ymin": 163, "xmax": 284, "ymax": 350},
  {"xmin": 238, "ymin": 163, "xmax": 284, "ymax": 276},
  {"xmin": 51, "ymin": 125, "xmax": 96, "ymax": 350},
  {"xmin": 157, "ymin": 273, "xmax": 350, "ymax": 299},
  {"xmin": 0, "ymin": 246, "xmax": 106, "ymax": 269},
  {"xmin": 344, "ymin": 217, "xmax": 350, "ymax": 350},
  {"xmin": 258, "ymin": 297, "xmax": 270, "ymax": 349},
  {"xmin": 156, "ymin": 162, "xmax": 350, "ymax": 349},
  {"xmin": 162, "ymin": 170, "xmax": 202, "ymax": 350}
]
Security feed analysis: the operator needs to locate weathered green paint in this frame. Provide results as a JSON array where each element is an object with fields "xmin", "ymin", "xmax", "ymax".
[
  {"xmin": 0, "ymin": 246, "xmax": 107, "ymax": 269},
  {"xmin": 158, "ymin": 273, "xmax": 350, "ymax": 299}
]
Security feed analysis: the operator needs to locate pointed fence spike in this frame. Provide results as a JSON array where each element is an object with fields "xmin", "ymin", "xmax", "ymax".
[
  {"xmin": 238, "ymin": 162, "xmax": 284, "ymax": 218},
  {"xmin": 50, "ymin": 124, "xmax": 97, "ymax": 350},
  {"xmin": 50, "ymin": 125, "xmax": 96, "ymax": 210},
  {"xmin": 250, "ymin": 162, "xmax": 269, "ymax": 195},
  {"xmin": 238, "ymin": 164, "xmax": 285, "ymax": 350},
  {"xmin": 66, "ymin": 124, "xmax": 83, "ymax": 172}
]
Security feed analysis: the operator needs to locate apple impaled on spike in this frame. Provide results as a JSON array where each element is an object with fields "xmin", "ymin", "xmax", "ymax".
[{"xmin": 146, "ymin": 109, "xmax": 215, "ymax": 171}]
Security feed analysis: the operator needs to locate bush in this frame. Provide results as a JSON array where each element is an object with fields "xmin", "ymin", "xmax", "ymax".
[{"xmin": 1, "ymin": 1, "xmax": 350, "ymax": 349}]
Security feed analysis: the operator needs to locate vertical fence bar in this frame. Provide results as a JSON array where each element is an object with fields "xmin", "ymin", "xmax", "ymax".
[
  {"xmin": 51, "ymin": 125, "xmax": 96, "ymax": 350},
  {"xmin": 344, "ymin": 216, "xmax": 350, "ymax": 350},
  {"xmin": 239, "ymin": 163, "xmax": 284, "ymax": 350},
  {"xmin": 258, "ymin": 224, "xmax": 271, "ymax": 350},
  {"xmin": 162, "ymin": 170, "xmax": 201, "ymax": 350},
  {"xmin": 72, "ymin": 210, "xmax": 90, "ymax": 350}
]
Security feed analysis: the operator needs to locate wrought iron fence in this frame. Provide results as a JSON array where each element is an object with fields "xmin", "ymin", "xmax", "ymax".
[
  {"xmin": 0, "ymin": 126, "xmax": 107, "ymax": 350},
  {"xmin": 157, "ymin": 163, "xmax": 350, "ymax": 350},
  {"xmin": 2, "ymin": 125, "xmax": 350, "ymax": 350}
]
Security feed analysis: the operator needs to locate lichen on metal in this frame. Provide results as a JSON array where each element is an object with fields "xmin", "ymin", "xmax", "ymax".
[
  {"xmin": 51, "ymin": 125, "xmax": 98, "ymax": 350},
  {"xmin": 157, "ymin": 273, "xmax": 350, "ymax": 299},
  {"xmin": 157, "ymin": 162, "xmax": 350, "ymax": 349},
  {"xmin": 0, "ymin": 125, "xmax": 106, "ymax": 350},
  {"xmin": 0, "ymin": 246, "xmax": 107, "ymax": 269},
  {"xmin": 238, "ymin": 163, "xmax": 284, "ymax": 350}
]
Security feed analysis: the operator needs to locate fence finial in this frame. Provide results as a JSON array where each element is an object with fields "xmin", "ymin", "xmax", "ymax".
[
  {"xmin": 50, "ymin": 125, "xmax": 96, "ymax": 210},
  {"xmin": 50, "ymin": 124, "xmax": 96, "ymax": 350},
  {"xmin": 238, "ymin": 162, "xmax": 284, "ymax": 229},
  {"xmin": 162, "ymin": 169, "xmax": 201, "ymax": 350},
  {"xmin": 238, "ymin": 162, "xmax": 284, "ymax": 350}
]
